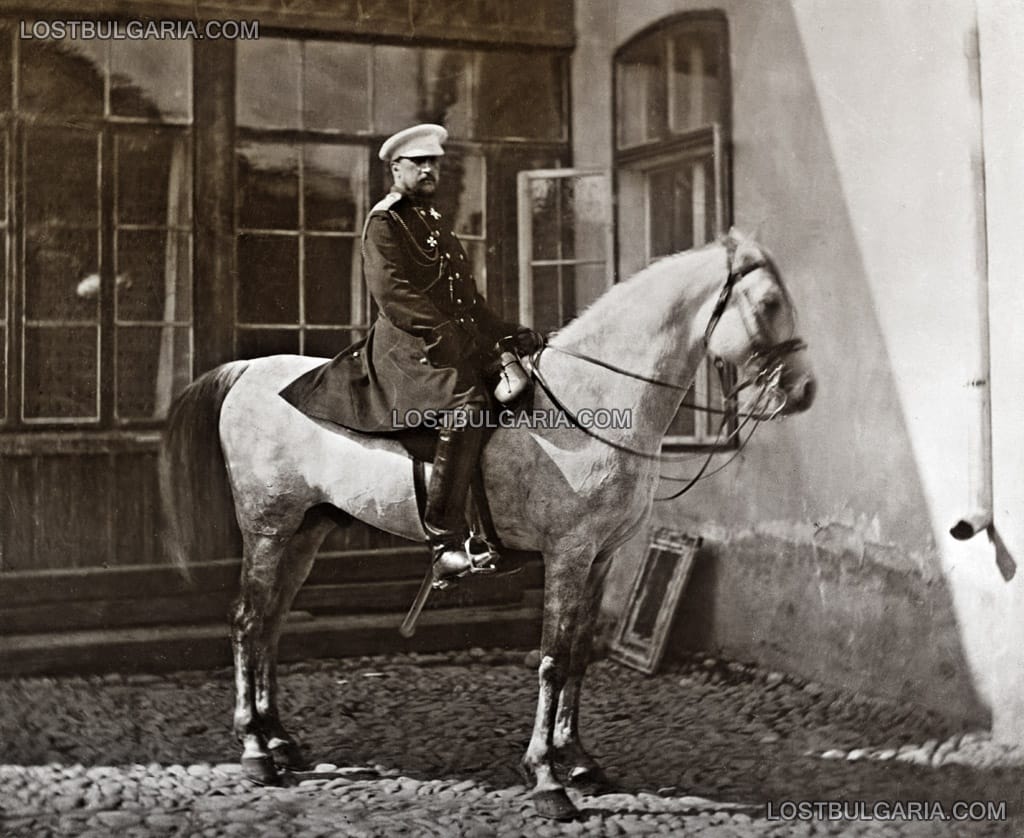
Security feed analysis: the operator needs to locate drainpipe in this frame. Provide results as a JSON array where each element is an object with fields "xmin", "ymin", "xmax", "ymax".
[{"xmin": 950, "ymin": 18, "xmax": 992, "ymax": 542}]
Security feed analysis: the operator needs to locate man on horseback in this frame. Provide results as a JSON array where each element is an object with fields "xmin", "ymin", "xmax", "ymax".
[{"xmin": 281, "ymin": 123, "xmax": 542, "ymax": 583}]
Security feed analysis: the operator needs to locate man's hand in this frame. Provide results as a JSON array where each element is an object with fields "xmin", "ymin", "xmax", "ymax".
[{"xmin": 510, "ymin": 326, "xmax": 545, "ymax": 355}]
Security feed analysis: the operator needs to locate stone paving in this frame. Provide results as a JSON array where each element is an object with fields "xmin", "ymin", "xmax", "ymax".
[{"xmin": 1, "ymin": 649, "xmax": 1022, "ymax": 837}]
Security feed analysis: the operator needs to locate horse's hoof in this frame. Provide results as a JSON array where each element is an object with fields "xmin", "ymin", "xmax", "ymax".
[
  {"xmin": 269, "ymin": 740, "xmax": 308, "ymax": 771},
  {"xmin": 532, "ymin": 788, "xmax": 578, "ymax": 821},
  {"xmin": 566, "ymin": 764, "xmax": 614, "ymax": 794},
  {"xmin": 241, "ymin": 755, "xmax": 280, "ymax": 785}
]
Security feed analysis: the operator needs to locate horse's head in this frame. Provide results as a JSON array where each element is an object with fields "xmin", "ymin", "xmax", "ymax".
[{"xmin": 700, "ymin": 233, "xmax": 815, "ymax": 417}]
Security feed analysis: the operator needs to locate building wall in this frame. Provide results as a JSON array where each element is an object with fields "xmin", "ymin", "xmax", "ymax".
[{"xmin": 575, "ymin": 0, "xmax": 1024, "ymax": 739}]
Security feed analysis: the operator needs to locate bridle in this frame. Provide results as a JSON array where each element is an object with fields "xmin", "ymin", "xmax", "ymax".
[{"xmin": 524, "ymin": 244, "xmax": 807, "ymax": 496}]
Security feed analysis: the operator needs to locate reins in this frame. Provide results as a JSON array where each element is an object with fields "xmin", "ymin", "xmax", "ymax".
[{"xmin": 522, "ymin": 245, "xmax": 805, "ymax": 496}]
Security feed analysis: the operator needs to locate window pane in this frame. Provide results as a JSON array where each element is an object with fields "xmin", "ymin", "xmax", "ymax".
[
  {"xmin": 648, "ymin": 157, "xmax": 714, "ymax": 258},
  {"xmin": 116, "ymin": 325, "xmax": 191, "ymax": 420},
  {"xmin": 572, "ymin": 263, "xmax": 608, "ymax": 317},
  {"xmin": 237, "ymin": 38, "xmax": 301, "ymax": 129},
  {"xmin": 237, "ymin": 142, "xmax": 299, "ymax": 230},
  {"xmin": 0, "ymin": 230, "xmax": 6, "ymax": 321},
  {"xmin": 111, "ymin": 39, "xmax": 191, "ymax": 121},
  {"xmin": 670, "ymin": 29, "xmax": 722, "ymax": 132},
  {"xmin": 304, "ymin": 42, "xmax": 370, "ymax": 132},
  {"xmin": 667, "ymin": 385, "xmax": 698, "ymax": 438},
  {"xmin": 0, "ymin": 26, "xmax": 11, "ymax": 112},
  {"xmin": 24, "ymin": 325, "xmax": 98, "ymax": 419},
  {"xmin": 236, "ymin": 328, "xmax": 299, "ymax": 359},
  {"xmin": 117, "ymin": 132, "xmax": 191, "ymax": 227},
  {"xmin": 25, "ymin": 128, "xmax": 99, "ymax": 227},
  {"xmin": 305, "ymin": 236, "xmax": 356, "ymax": 326},
  {"xmin": 433, "ymin": 151, "xmax": 484, "ymax": 238},
  {"xmin": 304, "ymin": 144, "xmax": 366, "ymax": 232},
  {"xmin": 531, "ymin": 265, "xmax": 562, "ymax": 334},
  {"xmin": 476, "ymin": 52, "xmax": 564, "ymax": 140},
  {"xmin": 19, "ymin": 38, "xmax": 105, "ymax": 115},
  {"xmin": 0, "ymin": 326, "xmax": 5, "ymax": 420},
  {"xmin": 373, "ymin": 46, "xmax": 472, "ymax": 137},
  {"xmin": 237, "ymin": 234, "xmax": 298, "ymax": 324},
  {"xmin": 117, "ymin": 229, "xmax": 191, "ymax": 322},
  {"xmin": 617, "ymin": 37, "xmax": 666, "ymax": 147},
  {"xmin": 527, "ymin": 177, "xmax": 561, "ymax": 262},
  {"xmin": 529, "ymin": 174, "xmax": 609, "ymax": 264},
  {"xmin": 0, "ymin": 132, "xmax": 8, "ymax": 224},
  {"xmin": 25, "ymin": 227, "xmax": 99, "ymax": 321},
  {"xmin": 372, "ymin": 47, "xmax": 419, "ymax": 134},
  {"xmin": 304, "ymin": 327, "xmax": 363, "ymax": 358}
]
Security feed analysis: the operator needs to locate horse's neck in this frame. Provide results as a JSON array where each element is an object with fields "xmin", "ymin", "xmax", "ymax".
[{"xmin": 550, "ymin": 246, "xmax": 724, "ymax": 439}]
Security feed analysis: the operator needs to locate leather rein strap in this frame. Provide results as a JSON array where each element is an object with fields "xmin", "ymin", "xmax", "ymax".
[{"xmin": 525, "ymin": 251, "xmax": 803, "ymax": 483}]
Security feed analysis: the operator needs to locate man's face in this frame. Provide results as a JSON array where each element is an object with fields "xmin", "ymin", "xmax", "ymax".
[{"xmin": 391, "ymin": 155, "xmax": 441, "ymax": 198}]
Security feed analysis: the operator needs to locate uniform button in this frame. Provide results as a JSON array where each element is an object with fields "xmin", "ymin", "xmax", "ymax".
[
  {"xmin": 459, "ymin": 254, "xmax": 465, "ymax": 261},
  {"xmin": 419, "ymin": 357, "xmax": 428, "ymax": 365},
  {"xmin": 455, "ymin": 272, "xmax": 460, "ymax": 278},
  {"xmin": 445, "ymin": 252, "xmax": 450, "ymax": 258},
  {"xmin": 352, "ymin": 351, "xmax": 359, "ymax": 358},
  {"xmin": 456, "ymin": 297, "xmax": 463, "ymax": 304}
]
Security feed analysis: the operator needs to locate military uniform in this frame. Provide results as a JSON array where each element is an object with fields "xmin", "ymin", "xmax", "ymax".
[
  {"xmin": 280, "ymin": 190, "xmax": 518, "ymax": 432},
  {"xmin": 281, "ymin": 123, "xmax": 538, "ymax": 585}
]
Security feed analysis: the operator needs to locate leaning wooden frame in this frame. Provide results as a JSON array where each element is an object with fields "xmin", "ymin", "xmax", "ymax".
[{"xmin": 609, "ymin": 528, "xmax": 702, "ymax": 675}]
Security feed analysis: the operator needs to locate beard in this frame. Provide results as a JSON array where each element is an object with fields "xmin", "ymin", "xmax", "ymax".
[{"xmin": 412, "ymin": 177, "xmax": 437, "ymax": 196}]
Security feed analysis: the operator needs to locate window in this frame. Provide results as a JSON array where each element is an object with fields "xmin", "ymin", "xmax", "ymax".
[
  {"xmin": 614, "ymin": 14, "xmax": 733, "ymax": 447},
  {"xmin": 7, "ymin": 27, "xmax": 193, "ymax": 425},
  {"xmin": 234, "ymin": 37, "xmax": 541, "ymax": 360},
  {"xmin": 517, "ymin": 170, "xmax": 612, "ymax": 332}
]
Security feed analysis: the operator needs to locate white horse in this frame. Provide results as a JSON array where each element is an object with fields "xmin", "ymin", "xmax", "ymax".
[{"xmin": 160, "ymin": 231, "xmax": 815, "ymax": 820}]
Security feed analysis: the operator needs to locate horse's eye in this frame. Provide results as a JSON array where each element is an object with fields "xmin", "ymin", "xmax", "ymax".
[{"xmin": 761, "ymin": 296, "xmax": 782, "ymax": 316}]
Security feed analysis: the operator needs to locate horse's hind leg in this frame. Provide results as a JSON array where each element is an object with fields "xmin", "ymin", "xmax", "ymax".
[
  {"xmin": 553, "ymin": 553, "xmax": 613, "ymax": 791},
  {"xmin": 232, "ymin": 529, "xmax": 289, "ymax": 784},
  {"xmin": 253, "ymin": 516, "xmax": 334, "ymax": 771},
  {"xmin": 232, "ymin": 516, "xmax": 331, "ymax": 783}
]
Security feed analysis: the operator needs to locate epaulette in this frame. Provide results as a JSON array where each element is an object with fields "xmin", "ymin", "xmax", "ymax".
[{"xmin": 362, "ymin": 191, "xmax": 405, "ymax": 239}]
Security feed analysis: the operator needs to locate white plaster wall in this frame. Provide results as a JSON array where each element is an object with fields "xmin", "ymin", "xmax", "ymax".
[{"xmin": 574, "ymin": 0, "xmax": 1024, "ymax": 739}]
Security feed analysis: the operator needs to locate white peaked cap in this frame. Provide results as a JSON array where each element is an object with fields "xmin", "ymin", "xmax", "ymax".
[{"xmin": 378, "ymin": 123, "xmax": 448, "ymax": 161}]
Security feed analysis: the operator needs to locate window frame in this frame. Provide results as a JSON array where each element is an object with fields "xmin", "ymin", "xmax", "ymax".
[
  {"xmin": 516, "ymin": 167, "xmax": 614, "ymax": 330},
  {"xmin": 613, "ymin": 12, "xmax": 735, "ymax": 451},
  {"xmin": 7, "ymin": 32, "xmax": 196, "ymax": 430}
]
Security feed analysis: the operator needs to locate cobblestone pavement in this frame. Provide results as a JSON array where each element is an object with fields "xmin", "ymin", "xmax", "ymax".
[{"xmin": 1, "ymin": 649, "xmax": 1022, "ymax": 837}]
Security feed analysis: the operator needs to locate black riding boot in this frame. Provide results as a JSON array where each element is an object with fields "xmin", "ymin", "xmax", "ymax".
[{"xmin": 423, "ymin": 411, "xmax": 485, "ymax": 581}]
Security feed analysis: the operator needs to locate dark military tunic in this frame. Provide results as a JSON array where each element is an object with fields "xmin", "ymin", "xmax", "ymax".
[{"xmin": 280, "ymin": 190, "xmax": 518, "ymax": 432}]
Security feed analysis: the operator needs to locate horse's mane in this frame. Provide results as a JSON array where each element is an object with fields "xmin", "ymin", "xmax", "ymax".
[{"xmin": 550, "ymin": 233, "xmax": 750, "ymax": 348}]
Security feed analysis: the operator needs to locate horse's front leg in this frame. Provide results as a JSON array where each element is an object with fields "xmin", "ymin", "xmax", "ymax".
[
  {"xmin": 522, "ymin": 548, "xmax": 593, "ymax": 821},
  {"xmin": 553, "ymin": 553, "xmax": 613, "ymax": 791}
]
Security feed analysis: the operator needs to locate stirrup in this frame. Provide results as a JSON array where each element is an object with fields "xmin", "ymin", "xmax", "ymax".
[
  {"xmin": 399, "ymin": 549, "xmax": 462, "ymax": 639},
  {"xmin": 465, "ymin": 533, "xmax": 499, "ymax": 573}
]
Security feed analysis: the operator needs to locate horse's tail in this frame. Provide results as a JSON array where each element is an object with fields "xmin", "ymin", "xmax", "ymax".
[{"xmin": 159, "ymin": 361, "xmax": 250, "ymax": 581}]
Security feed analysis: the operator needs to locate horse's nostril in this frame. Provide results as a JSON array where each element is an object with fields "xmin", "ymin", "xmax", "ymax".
[{"xmin": 798, "ymin": 377, "xmax": 817, "ymax": 408}]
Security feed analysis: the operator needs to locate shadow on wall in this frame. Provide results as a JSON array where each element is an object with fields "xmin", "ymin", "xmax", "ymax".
[{"xmin": 603, "ymin": 1, "xmax": 988, "ymax": 726}]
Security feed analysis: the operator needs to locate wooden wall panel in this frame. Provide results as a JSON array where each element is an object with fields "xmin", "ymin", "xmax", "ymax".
[
  {"xmin": 0, "ymin": 456, "xmax": 36, "ymax": 572},
  {"xmin": 31, "ymin": 454, "xmax": 113, "ymax": 570},
  {"xmin": 113, "ymin": 450, "xmax": 162, "ymax": 566}
]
